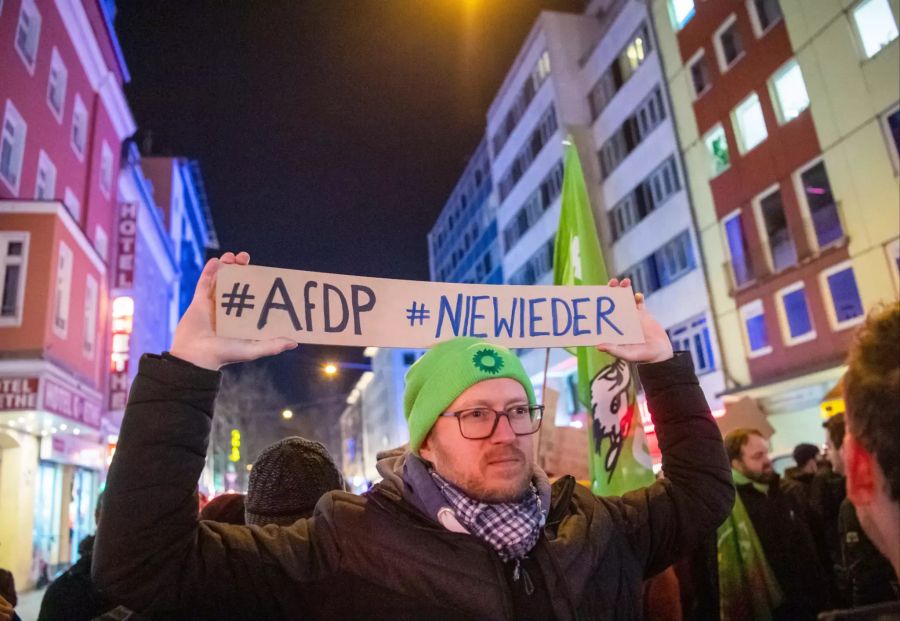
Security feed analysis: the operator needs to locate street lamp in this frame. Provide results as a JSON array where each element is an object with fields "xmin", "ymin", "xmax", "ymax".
[
  {"xmin": 281, "ymin": 409, "xmax": 294, "ymax": 420},
  {"xmin": 322, "ymin": 361, "xmax": 372, "ymax": 376}
]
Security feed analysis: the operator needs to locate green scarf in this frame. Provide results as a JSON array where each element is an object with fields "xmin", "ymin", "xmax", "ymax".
[
  {"xmin": 731, "ymin": 468, "xmax": 770, "ymax": 494},
  {"xmin": 717, "ymin": 469, "xmax": 784, "ymax": 621}
]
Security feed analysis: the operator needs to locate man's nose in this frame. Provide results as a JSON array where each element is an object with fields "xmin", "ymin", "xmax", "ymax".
[{"xmin": 490, "ymin": 414, "xmax": 517, "ymax": 444}]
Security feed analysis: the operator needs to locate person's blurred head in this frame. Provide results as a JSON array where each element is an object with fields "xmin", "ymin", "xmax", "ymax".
[
  {"xmin": 405, "ymin": 338, "xmax": 540, "ymax": 503},
  {"xmin": 842, "ymin": 302, "xmax": 900, "ymax": 578},
  {"xmin": 792, "ymin": 443, "xmax": 820, "ymax": 475},
  {"xmin": 823, "ymin": 413, "xmax": 846, "ymax": 475},
  {"xmin": 199, "ymin": 493, "xmax": 246, "ymax": 525},
  {"xmin": 725, "ymin": 428, "xmax": 774, "ymax": 483},
  {"xmin": 245, "ymin": 437, "xmax": 343, "ymax": 526}
]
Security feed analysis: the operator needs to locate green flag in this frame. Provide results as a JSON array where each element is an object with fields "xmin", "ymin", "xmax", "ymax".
[
  {"xmin": 552, "ymin": 139, "xmax": 654, "ymax": 496},
  {"xmin": 717, "ymin": 474, "xmax": 784, "ymax": 621}
]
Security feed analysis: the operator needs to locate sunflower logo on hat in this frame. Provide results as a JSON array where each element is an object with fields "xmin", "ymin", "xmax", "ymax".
[{"xmin": 472, "ymin": 348, "xmax": 504, "ymax": 375}]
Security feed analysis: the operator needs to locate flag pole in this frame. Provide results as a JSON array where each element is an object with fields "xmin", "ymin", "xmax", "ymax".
[
  {"xmin": 541, "ymin": 347, "xmax": 551, "ymax": 405},
  {"xmin": 536, "ymin": 347, "xmax": 552, "ymax": 472}
]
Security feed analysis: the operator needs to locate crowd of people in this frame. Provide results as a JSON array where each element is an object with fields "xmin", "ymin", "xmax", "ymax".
[{"xmin": 1, "ymin": 252, "xmax": 896, "ymax": 621}]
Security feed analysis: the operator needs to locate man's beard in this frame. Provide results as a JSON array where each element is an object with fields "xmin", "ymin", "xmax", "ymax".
[
  {"xmin": 744, "ymin": 468, "xmax": 777, "ymax": 485},
  {"xmin": 436, "ymin": 447, "xmax": 533, "ymax": 503},
  {"xmin": 462, "ymin": 472, "xmax": 533, "ymax": 503}
]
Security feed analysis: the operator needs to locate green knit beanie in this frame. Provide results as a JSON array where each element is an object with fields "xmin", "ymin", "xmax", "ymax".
[{"xmin": 403, "ymin": 337, "xmax": 537, "ymax": 454}]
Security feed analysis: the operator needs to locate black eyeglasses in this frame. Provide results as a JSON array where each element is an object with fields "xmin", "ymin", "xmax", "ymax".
[{"xmin": 439, "ymin": 404, "xmax": 544, "ymax": 440}]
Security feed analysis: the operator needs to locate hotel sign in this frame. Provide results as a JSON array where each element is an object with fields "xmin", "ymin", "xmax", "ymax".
[{"xmin": 114, "ymin": 202, "xmax": 138, "ymax": 289}]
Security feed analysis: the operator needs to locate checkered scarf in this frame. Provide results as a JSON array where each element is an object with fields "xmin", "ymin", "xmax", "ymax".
[{"xmin": 430, "ymin": 471, "xmax": 545, "ymax": 563}]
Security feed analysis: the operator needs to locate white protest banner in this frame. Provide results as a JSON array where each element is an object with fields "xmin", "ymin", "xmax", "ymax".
[{"xmin": 215, "ymin": 264, "xmax": 644, "ymax": 348}]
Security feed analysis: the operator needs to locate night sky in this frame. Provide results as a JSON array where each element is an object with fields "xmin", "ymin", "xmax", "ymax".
[{"xmin": 115, "ymin": 0, "xmax": 583, "ymax": 424}]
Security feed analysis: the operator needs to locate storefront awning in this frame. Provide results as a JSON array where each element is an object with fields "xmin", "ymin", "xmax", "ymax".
[{"xmin": 717, "ymin": 361, "xmax": 846, "ymax": 417}]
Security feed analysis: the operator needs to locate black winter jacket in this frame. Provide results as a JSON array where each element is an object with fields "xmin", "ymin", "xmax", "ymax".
[
  {"xmin": 93, "ymin": 352, "xmax": 734, "ymax": 620},
  {"xmin": 37, "ymin": 536, "xmax": 113, "ymax": 621}
]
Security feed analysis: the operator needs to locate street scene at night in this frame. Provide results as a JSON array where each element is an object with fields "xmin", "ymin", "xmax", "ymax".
[{"xmin": 1, "ymin": 1, "xmax": 899, "ymax": 619}]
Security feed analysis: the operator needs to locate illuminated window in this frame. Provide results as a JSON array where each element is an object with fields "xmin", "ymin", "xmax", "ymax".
[
  {"xmin": 740, "ymin": 299, "xmax": 772, "ymax": 356},
  {"xmin": 722, "ymin": 210, "xmax": 753, "ymax": 287},
  {"xmin": 668, "ymin": 0, "xmax": 695, "ymax": 30},
  {"xmin": 587, "ymin": 25, "xmax": 652, "ymax": 121},
  {"xmin": 821, "ymin": 262, "xmax": 865, "ymax": 329},
  {"xmin": 667, "ymin": 314, "xmax": 716, "ymax": 374},
  {"xmin": 14, "ymin": 0, "xmax": 41, "ymax": 73},
  {"xmin": 704, "ymin": 123, "xmax": 730, "ymax": 177},
  {"xmin": 35, "ymin": 150, "xmax": 56, "ymax": 199},
  {"xmin": 620, "ymin": 26, "xmax": 650, "ymax": 82},
  {"xmin": 47, "ymin": 47, "xmax": 67, "ymax": 122},
  {"xmin": 770, "ymin": 59, "xmax": 809, "ymax": 124},
  {"xmin": 0, "ymin": 100, "xmax": 27, "ymax": 194},
  {"xmin": 852, "ymin": 0, "xmax": 899, "ymax": 59},
  {"xmin": 0, "ymin": 232, "xmax": 29, "ymax": 326},
  {"xmin": 777, "ymin": 282, "xmax": 815, "ymax": 345},
  {"xmin": 732, "ymin": 92, "xmax": 768, "ymax": 153}
]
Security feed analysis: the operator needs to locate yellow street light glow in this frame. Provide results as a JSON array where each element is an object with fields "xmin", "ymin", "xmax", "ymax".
[
  {"xmin": 323, "ymin": 363, "xmax": 338, "ymax": 376},
  {"xmin": 281, "ymin": 409, "xmax": 294, "ymax": 420}
]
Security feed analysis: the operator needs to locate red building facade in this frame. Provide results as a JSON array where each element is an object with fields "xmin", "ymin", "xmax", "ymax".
[
  {"xmin": 673, "ymin": 1, "xmax": 858, "ymax": 386},
  {"xmin": 645, "ymin": 0, "xmax": 900, "ymax": 458},
  {"xmin": 0, "ymin": 0, "xmax": 135, "ymax": 588},
  {"xmin": 678, "ymin": 2, "xmax": 859, "ymax": 383}
]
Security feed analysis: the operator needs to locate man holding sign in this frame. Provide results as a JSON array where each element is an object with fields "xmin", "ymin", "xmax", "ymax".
[{"xmin": 93, "ymin": 251, "xmax": 733, "ymax": 620}]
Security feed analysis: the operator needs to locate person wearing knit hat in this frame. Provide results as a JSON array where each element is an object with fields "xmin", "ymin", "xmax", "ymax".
[
  {"xmin": 95, "ymin": 253, "xmax": 738, "ymax": 621},
  {"xmin": 245, "ymin": 436, "xmax": 344, "ymax": 526},
  {"xmin": 403, "ymin": 337, "xmax": 540, "ymax": 505}
]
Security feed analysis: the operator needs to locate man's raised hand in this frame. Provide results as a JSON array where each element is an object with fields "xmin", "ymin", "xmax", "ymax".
[
  {"xmin": 169, "ymin": 251, "xmax": 297, "ymax": 370},
  {"xmin": 596, "ymin": 278, "xmax": 673, "ymax": 364}
]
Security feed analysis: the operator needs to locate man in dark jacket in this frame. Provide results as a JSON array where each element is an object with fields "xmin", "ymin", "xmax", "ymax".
[
  {"xmin": 722, "ymin": 428, "xmax": 827, "ymax": 620},
  {"xmin": 838, "ymin": 498, "xmax": 898, "ymax": 607},
  {"xmin": 784, "ymin": 442, "xmax": 821, "ymax": 511},
  {"xmin": 812, "ymin": 416, "xmax": 849, "ymax": 569},
  {"xmin": 92, "ymin": 252, "xmax": 734, "ymax": 621},
  {"xmin": 37, "ymin": 494, "xmax": 117, "ymax": 621}
]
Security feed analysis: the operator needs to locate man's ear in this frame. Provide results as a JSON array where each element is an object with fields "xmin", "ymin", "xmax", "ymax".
[
  {"xmin": 730, "ymin": 458, "xmax": 742, "ymax": 473},
  {"xmin": 845, "ymin": 433, "xmax": 876, "ymax": 507},
  {"xmin": 419, "ymin": 433, "xmax": 434, "ymax": 463}
]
